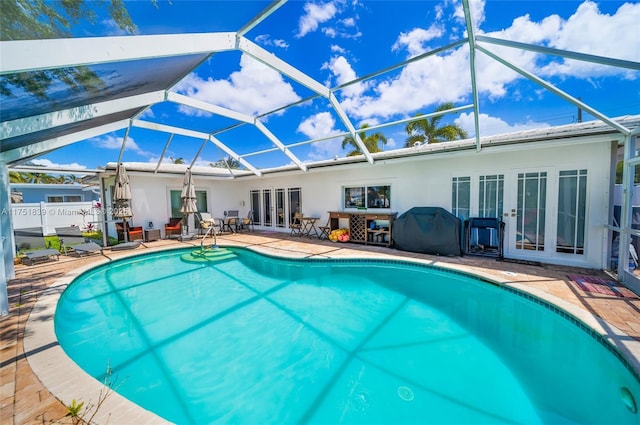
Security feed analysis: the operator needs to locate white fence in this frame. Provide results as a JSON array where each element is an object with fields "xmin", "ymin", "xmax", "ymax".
[{"xmin": 11, "ymin": 202, "xmax": 102, "ymax": 235}]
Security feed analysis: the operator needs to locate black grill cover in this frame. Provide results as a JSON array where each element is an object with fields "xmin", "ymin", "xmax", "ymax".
[{"xmin": 393, "ymin": 207, "xmax": 462, "ymax": 256}]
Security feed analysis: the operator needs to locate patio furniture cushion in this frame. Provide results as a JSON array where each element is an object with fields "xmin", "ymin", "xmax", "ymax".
[
  {"xmin": 165, "ymin": 217, "xmax": 183, "ymax": 238},
  {"xmin": 111, "ymin": 241, "xmax": 142, "ymax": 251},
  {"xmin": 116, "ymin": 221, "xmax": 144, "ymax": 242},
  {"xmin": 55, "ymin": 226, "xmax": 103, "ymax": 256}
]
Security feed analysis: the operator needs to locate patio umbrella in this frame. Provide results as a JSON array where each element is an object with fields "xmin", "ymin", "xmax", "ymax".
[
  {"xmin": 113, "ymin": 163, "xmax": 133, "ymax": 242},
  {"xmin": 180, "ymin": 168, "xmax": 198, "ymax": 234}
]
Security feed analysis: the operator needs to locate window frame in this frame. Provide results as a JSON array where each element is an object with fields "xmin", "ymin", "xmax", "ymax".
[{"xmin": 343, "ymin": 185, "xmax": 391, "ymax": 210}]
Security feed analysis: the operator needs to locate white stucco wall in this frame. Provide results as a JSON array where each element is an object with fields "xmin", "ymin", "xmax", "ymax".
[{"xmin": 121, "ymin": 135, "xmax": 612, "ymax": 269}]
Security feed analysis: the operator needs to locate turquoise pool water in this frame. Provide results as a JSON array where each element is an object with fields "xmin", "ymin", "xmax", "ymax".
[{"xmin": 55, "ymin": 247, "xmax": 640, "ymax": 424}]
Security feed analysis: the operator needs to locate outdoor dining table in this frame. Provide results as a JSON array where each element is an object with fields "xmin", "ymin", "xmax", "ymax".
[{"xmin": 301, "ymin": 216, "xmax": 320, "ymax": 238}]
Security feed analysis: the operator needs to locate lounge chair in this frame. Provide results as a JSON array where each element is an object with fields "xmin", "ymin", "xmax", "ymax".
[
  {"xmin": 55, "ymin": 226, "xmax": 103, "ymax": 256},
  {"xmin": 196, "ymin": 212, "xmax": 220, "ymax": 236},
  {"xmin": 14, "ymin": 227, "xmax": 60, "ymax": 265},
  {"xmin": 111, "ymin": 241, "xmax": 142, "ymax": 251}
]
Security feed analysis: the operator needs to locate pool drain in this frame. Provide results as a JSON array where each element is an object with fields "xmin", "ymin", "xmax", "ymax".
[
  {"xmin": 621, "ymin": 387, "xmax": 637, "ymax": 414},
  {"xmin": 397, "ymin": 386, "xmax": 414, "ymax": 401}
]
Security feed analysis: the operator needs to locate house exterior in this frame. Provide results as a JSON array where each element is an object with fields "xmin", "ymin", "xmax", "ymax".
[
  {"xmin": 10, "ymin": 183, "xmax": 100, "ymax": 204},
  {"xmin": 98, "ymin": 116, "xmax": 638, "ymax": 275}
]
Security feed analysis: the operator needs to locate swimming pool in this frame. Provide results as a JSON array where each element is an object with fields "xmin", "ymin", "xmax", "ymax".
[{"xmin": 55, "ymin": 247, "xmax": 640, "ymax": 424}]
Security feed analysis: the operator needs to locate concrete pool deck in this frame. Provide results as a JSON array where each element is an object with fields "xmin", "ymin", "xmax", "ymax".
[{"xmin": 2, "ymin": 231, "xmax": 640, "ymax": 424}]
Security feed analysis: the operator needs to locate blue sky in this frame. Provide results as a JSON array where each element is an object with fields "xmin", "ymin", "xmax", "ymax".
[{"xmin": 26, "ymin": 0, "xmax": 640, "ymax": 171}]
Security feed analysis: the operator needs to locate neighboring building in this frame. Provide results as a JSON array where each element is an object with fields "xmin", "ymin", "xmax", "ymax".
[{"xmin": 9, "ymin": 183, "xmax": 100, "ymax": 204}]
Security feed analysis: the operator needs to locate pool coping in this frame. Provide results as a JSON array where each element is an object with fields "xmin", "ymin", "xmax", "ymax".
[{"xmin": 24, "ymin": 243, "xmax": 640, "ymax": 424}]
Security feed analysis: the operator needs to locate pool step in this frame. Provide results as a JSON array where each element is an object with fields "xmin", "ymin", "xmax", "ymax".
[{"xmin": 180, "ymin": 248, "xmax": 237, "ymax": 264}]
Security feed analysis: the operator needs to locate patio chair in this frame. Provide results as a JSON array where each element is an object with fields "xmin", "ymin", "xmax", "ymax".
[
  {"xmin": 239, "ymin": 210, "xmax": 254, "ymax": 232},
  {"xmin": 290, "ymin": 212, "xmax": 303, "ymax": 236},
  {"xmin": 318, "ymin": 218, "xmax": 331, "ymax": 240},
  {"xmin": 116, "ymin": 221, "xmax": 144, "ymax": 242},
  {"xmin": 196, "ymin": 212, "xmax": 220, "ymax": 236},
  {"xmin": 164, "ymin": 217, "xmax": 183, "ymax": 238},
  {"xmin": 221, "ymin": 217, "xmax": 238, "ymax": 233},
  {"xmin": 14, "ymin": 227, "xmax": 60, "ymax": 265},
  {"xmin": 55, "ymin": 226, "xmax": 103, "ymax": 256}
]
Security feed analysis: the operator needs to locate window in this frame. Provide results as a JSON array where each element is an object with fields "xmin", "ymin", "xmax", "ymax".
[
  {"xmin": 288, "ymin": 188, "xmax": 301, "ymax": 222},
  {"xmin": 275, "ymin": 188, "xmax": 285, "ymax": 228},
  {"xmin": 451, "ymin": 177, "xmax": 470, "ymax": 220},
  {"xmin": 557, "ymin": 170, "xmax": 587, "ymax": 254},
  {"xmin": 479, "ymin": 174, "xmax": 504, "ymax": 218},
  {"xmin": 516, "ymin": 172, "xmax": 547, "ymax": 251},
  {"xmin": 47, "ymin": 195, "xmax": 82, "ymax": 203},
  {"xmin": 170, "ymin": 190, "xmax": 207, "ymax": 218},
  {"xmin": 250, "ymin": 190, "xmax": 261, "ymax": 225},
  {"xmin": 343, "ymin": 185, "xmax": 391, "ymax": 209}
]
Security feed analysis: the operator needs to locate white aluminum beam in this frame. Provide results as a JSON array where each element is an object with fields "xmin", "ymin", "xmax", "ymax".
[
  {"xmin": 190, "ymin": 138, "xmax": 210, "ymax": 168},
  {"xmin": 167, "ymin": 92, "xmax": 254, "ymax": 123},
  {"xmin": 133, "ymin": 119, "xmax": 262, "ymax": 176},
  {"xmin": 254, "ymin": 120, "xmax": 307, "ymax": 172},
  {"xmin": 328, "ymin": 92, "xmax": 373, "ymax": 164},
  {"xmin": 133, "ymin": 119, "xmax": 212, "ymax": 140},
  {"xmin": 1, "ymin": 32, "xmax": 236, "ymax": 74},
  {"xmin": 117, "ymin": 125, "xmax": 131, "ymax": 164},
  {"xmin": 476, "ymin": 44, "xmax": 632, "ymax": 136},
  {"xmin": 154, "ymin": 134, "xmax": 175, "ymax": 173},
  {"xmin": 1, "ymin": 91, "xmax": 165, "ymax": 140},
  {"xmin": 237, "ymin": 0, "xmax": 287, "ymax": 36},
  {"xmin": 1, "ymin": 119, "xmax": 129, "ymax": 163},
  {"xmin": 476, "ymin": 35, "xmax": 640, "ymax": 71},
  {"xmin": 462, "ymin": 0, "xmax": 482, "ymax": 152},
  {"xmin": 237, "ymin": 37, "xmax": 330, "ymax": 97},
  {"xmin": 209, "ymin": 135, "xmax": 262, "ymax": 177}
]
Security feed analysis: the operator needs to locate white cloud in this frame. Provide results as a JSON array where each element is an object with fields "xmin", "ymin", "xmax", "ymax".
[
  {"xmin": 329, "ymin": 0, "xmax": 638, "ymax": 122},
  {"xmin": 336, "ymin": 50, "xmax": 471, "ymax": 120},
  {"xmin": 322, "ymin": 55, "xmax": 368, "ymax": 97},
  {"xmin": 453, "ymin": 0, "xmax": 486, "ymax": 31},
  {"xmin": 255, "ymin": 34, "xmax": 289, "ymax": 49},
  {"xmin": 322, "ymin": 27, "xmax": 337, "ymax": 38},
  {"xmin": 455, "ymin": 112, "xmax": 550, "ymax": 138},
  {"xmin": 341, "ymin": 17, "xmax": 355, "ymax": 27},
  {"xmin": 479, "ymin": 1, "xmax": 639, "ymax": 80},
  {"xmin": 539, "ymin": 1, "xmax": 640, "ymax": 78},
  {"xmin": 174, "ymin": 54, "xmax": 302, "ymax": 117},
  {"xmin": 392, "ymin": 25, "xmax": 445, "ymax": 56},
  {"xmin": 30, "ymin": 158, "xmax": 87, "ymax": 170},
  {"xmin": 297, "ymin": 2, "xmax": 339, "ymax": 38},
  {"xmin": 297, "ymin": 112, "xmax": 339, "ymax": 139},
  {"xmin": 91, "ymin": 135, "xmax": 152, "ymax": 157},
  {"xmin": 100, "ymin": 19, "xmax": 130, "ymax": 36},
  {"xmin": 297, "ymin": 112, "xmax": 344, "ymax": 160}
]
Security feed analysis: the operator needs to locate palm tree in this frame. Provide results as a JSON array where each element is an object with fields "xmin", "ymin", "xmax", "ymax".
[
  {"xmin": 341, "ymin": 124, "xmax": 388, "ymax": 157},
  {"xmin": 404, "ymin": 102, "xmax": 468, "ymax": 146},
  {"xmin": 211, "ymin": 156, "xmax": 242, "ymax": 169},
  {"xmin": 9, "ymin": 171, "xmax": 28, "ymax": 183},
  {"xmin": 169, "ymin": 156, "xmax": 185, "ymax": 164}
]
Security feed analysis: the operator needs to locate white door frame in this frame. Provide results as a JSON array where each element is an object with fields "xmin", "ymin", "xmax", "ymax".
[{"xmin": 503, "ymin": 167, "xmax": 557, "ymax": 261}]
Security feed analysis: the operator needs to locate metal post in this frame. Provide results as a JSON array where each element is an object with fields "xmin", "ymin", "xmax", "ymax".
[{"xmin": 0, "ymin": 161, "xmax": 14, "ymax": 315}]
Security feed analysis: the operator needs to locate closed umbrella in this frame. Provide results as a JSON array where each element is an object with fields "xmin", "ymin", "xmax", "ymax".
[
  {"xmin": 180, "ymin": 168, "xmax": 198, "ymax": 234},
  {"xmin": 113, "ymin": 163, "xmax": 133, "ymax": 242}
]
